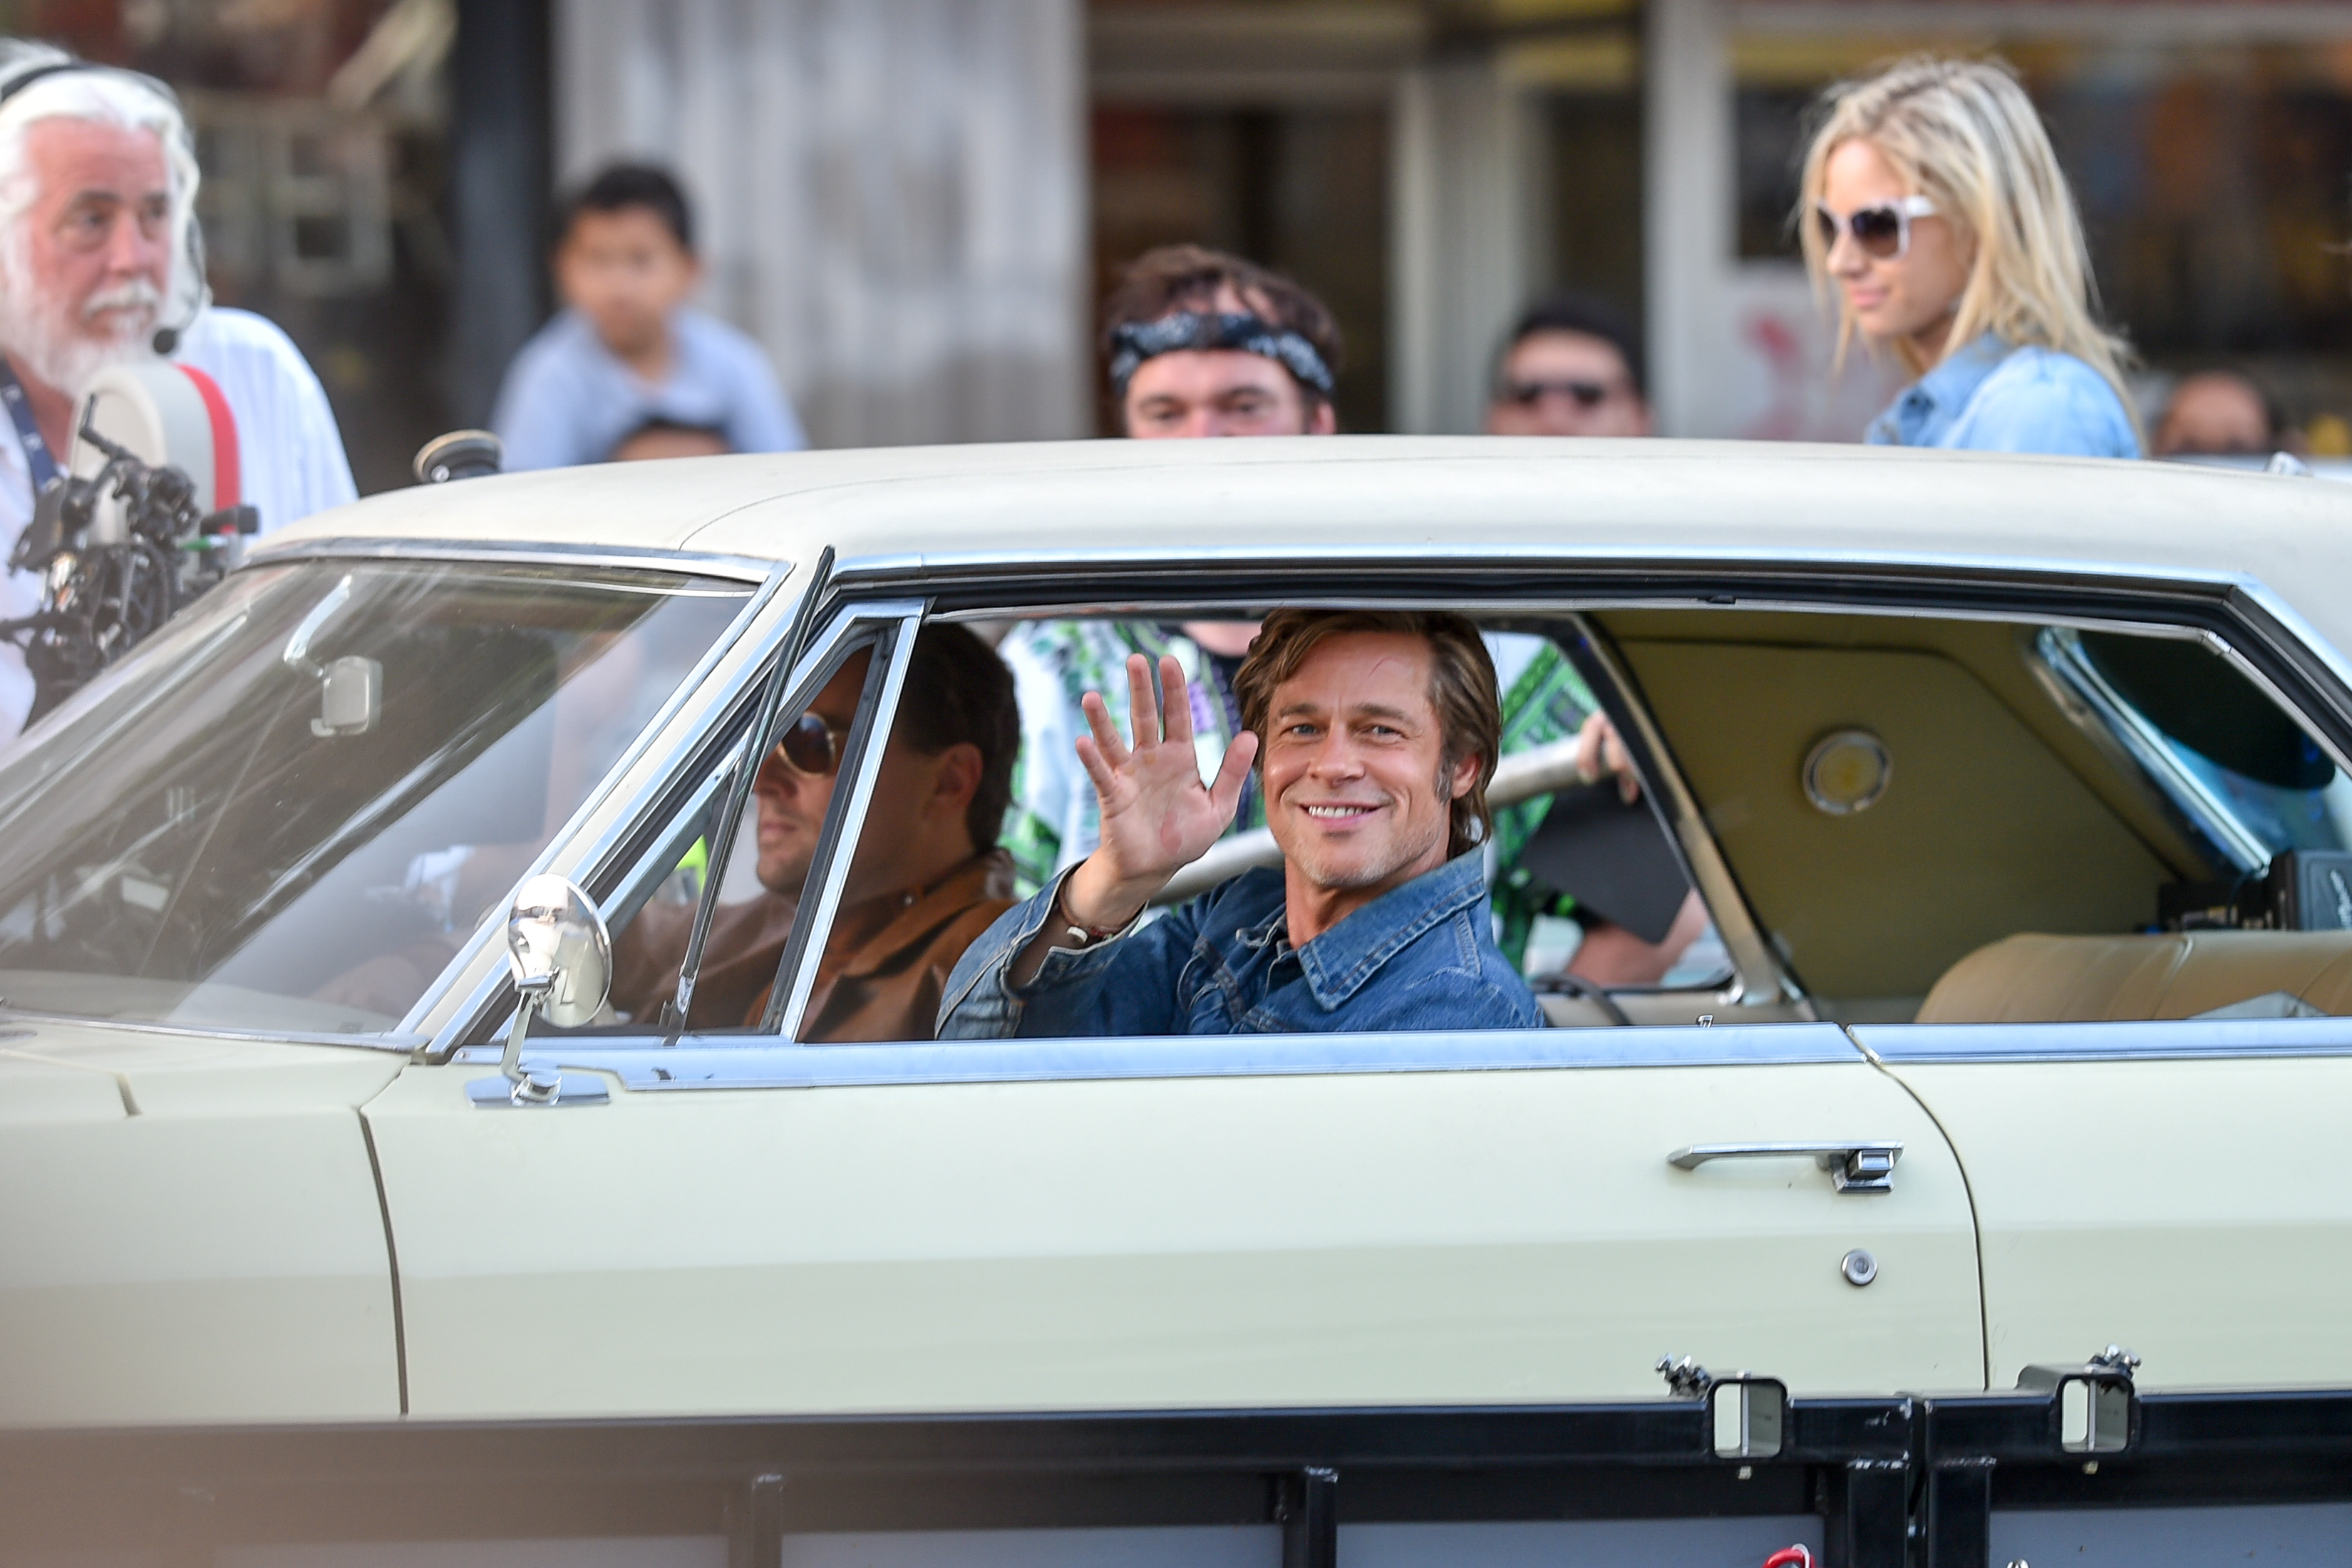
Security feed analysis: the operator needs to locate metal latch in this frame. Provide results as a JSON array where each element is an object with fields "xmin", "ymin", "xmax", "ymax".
[
  {"xmin": 2018, "ymin": 1345, "xmax": 2140, "ymax": 1455},
  {"xmin": 1668, "ymin": 1141, "xmax": 1904, "ymax": 1194}
]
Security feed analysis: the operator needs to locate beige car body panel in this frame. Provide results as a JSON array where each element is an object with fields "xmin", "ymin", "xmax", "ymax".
[
  {"xmin": 1861, "ymin": 1048, "xmax": 2352, "ymax": 1393},
  {"xmin": 366, "ymin": 1045, "xmax": 1981, "ymax": 1419},
  {"xmin": 0, "ymin": 1025, "xmax": 403, "ymax": 1424}
]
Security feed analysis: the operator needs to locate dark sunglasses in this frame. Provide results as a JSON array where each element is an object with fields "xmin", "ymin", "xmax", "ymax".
[
  {"xmin": 1504, "ymin": 378, "xmax": 1621, "ymax": 408},
  {"xmin": 1812, "ymin": 195, "xmax": 1937, "ymax": 261},
  {"xmin": 767, "ymin": 713, "xmax": 850, "ymax": 778}
]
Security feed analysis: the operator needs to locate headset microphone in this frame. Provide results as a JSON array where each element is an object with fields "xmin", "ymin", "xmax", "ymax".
[{"xmin": 152, "ymin": 327, "xmax": 177, "ymax": 356}]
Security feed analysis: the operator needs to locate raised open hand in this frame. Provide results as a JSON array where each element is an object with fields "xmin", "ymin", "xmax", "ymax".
[{"xmin": 1063, "ymin": 653, "xmax": 1259, "ymax": 928}]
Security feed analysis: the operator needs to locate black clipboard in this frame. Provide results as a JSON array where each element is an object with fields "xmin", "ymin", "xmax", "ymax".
[{"xmin": 1515, "ymin": 782, "xmax": 1691, "ymax": 944}]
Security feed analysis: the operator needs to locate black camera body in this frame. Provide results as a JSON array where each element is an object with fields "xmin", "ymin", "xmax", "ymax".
[{"xmin": 4, "ymin": 408, "xmax": 255, "ymax": 721}]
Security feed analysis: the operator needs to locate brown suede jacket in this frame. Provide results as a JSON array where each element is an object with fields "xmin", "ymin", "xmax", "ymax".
[
  {"xmin": 609, "ymin": 849, "xmax": 1016, "ymax": 1043},
  {"xmin": 795, "ymin": 848, "xmax": 1018, "ymax": 1043}
]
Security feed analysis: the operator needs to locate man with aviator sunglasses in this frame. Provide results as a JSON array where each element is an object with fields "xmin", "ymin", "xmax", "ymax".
[{"xmin": 610, "ymin": 624, "xmax": 1021, "ymax": 1040}]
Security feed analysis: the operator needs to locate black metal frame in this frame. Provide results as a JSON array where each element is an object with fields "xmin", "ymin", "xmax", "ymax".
[{"xmin": 6, "ymin": 1386, "xmax": 2348, "ymax": 1565}]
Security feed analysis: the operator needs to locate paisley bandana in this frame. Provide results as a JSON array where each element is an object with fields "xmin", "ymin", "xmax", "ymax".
[{"xmin": 1108, "ymin": 311, "xmax": 1334, "ymax": 398}]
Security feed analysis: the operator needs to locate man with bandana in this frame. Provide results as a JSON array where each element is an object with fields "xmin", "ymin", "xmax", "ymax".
[
  {"xmin": 994, "ymin": 246, "xmax": 1599, "ymax": 973},
  {"xmin": 0, "ymin": 43, "xmax": 356, "ymax": 737}
]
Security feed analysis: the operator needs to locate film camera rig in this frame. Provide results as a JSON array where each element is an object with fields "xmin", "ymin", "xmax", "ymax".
[{"xmin": 0, "ymin": 400, "xmax": 256, "ymax": 722}]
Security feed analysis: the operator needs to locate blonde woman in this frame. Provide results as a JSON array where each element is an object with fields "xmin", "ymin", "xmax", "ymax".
[{"xmin": 1800, "ymin": 57, "xmax": 2140, "ymax": 458}]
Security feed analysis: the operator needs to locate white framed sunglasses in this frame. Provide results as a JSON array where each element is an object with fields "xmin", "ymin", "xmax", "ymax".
[{"xmin": 1812, "ymin": 195, "xmax": 1938, "ymax": 260}]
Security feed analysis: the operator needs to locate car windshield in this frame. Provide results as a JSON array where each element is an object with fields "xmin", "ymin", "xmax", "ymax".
[{"xmin": 0, "ymin": 558, "xmax": 753, "ymax": 1035}]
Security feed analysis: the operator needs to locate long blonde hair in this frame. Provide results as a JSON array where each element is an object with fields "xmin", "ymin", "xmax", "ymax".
[{"xmin": 1798, "ymin": 56, "xmax": 2136, "ymax": 428}]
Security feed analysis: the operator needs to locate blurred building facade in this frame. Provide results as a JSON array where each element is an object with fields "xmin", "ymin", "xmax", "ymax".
[{"xmin": 5, "ymin": 0, "xmax": 2351, "ymax": 481}]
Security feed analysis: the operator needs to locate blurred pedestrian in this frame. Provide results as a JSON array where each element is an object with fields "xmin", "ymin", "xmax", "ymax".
[
  {"xmin": 609, "ymin": 418, "xmax": 731, "ymax": 463},
  {"xmin": 0, "ymin": 42, "xmax": 357, "ymax": 738},
  {"xmin": 492, "ymin": 163, "xmax": 804, "ymax": 471},
  {"xmin": 1485, "ymin": 292, "xmax": 1651, "ymax": 438},
  {"xmin": 2152, "ymin": 370, "xmax": 2284, "ymax": 458},
  {"xmin": 1103, "ymin": 242, "xmax": 1339, "ymax": 438},
  {"xmin": 1801, "ymin": 57, "xmax": 2140, "ymax": 458}
]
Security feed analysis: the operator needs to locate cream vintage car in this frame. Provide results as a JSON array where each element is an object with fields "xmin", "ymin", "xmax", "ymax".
[{"xmin": 4, "ymin": 438, "xmax": 2351, "ymax": 1568}]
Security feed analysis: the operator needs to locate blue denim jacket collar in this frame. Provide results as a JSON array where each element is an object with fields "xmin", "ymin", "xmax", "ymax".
[
  {"xmin": 1268, "ymin": 849, "xmax": 1490, "ymax": 1011},
  {"xmin": 1867, "ymin": 331, "xmax": 2008, "ymax": 447}
]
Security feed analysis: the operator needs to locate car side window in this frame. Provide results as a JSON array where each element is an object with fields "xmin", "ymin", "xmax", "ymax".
[
  {"xmin": 1597, "ymin": 607, "xmax": 2352, "ymax": 1028},
  {"xmin": 776, "ymin": 611, "xmax": 1736, "ymax": 1046}
]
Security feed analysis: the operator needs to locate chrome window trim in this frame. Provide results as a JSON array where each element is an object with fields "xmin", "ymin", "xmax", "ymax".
[
  {"xmin": 1857, "ymin": 1018, "xmax": 2352, "ymax": 1063},
  {"xmin": 837, "ymin": 540, "xmax": 2338, "ymax": 595},
  {"xmin": 770, "ymin": 610, "xmax": 925, "ymax": 1042},
  {"xmin": 0, "ymin": 1006, "xmax": 423, "ymax": 1055},
  {"xmin": 468, "ymin": 1023, "xmax": 1867, "ymax": 1092},
  {"xmin": 2030, "ymin": 627, "xmax": 2272, "ymax": 874},
  {"xmin": 246, "ymin": 536, "xmax": 779, "ymax": 583},
  {"xmin": 425, "ymin": 596, "xmax": 924, "ymax": 1057}
]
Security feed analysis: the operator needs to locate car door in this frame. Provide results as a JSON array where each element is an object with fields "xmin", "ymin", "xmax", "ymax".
[
  {"xmin": 1602, "ymin": 595, "xmax": 2352, "ymax": 1395},
  {"xmin": 363, "ymin": 600, "xmax": 1985, "ymax": 1420}
]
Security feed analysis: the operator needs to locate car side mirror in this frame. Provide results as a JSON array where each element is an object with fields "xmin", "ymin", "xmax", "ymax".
[{"xmin": 477, "ymin": 873, "xmax": 612, "ymax": 1108}]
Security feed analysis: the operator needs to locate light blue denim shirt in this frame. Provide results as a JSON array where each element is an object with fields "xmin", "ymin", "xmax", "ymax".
[
  {"xmin": 937, "ymin": 849, "xmax": 1544, "ymax": 1038},
  {"xmin": 1865, "ymin": 333, "xmax": 2140, "ymax": 459}
]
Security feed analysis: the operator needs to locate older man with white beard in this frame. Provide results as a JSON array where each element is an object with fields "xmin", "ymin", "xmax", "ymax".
[{"xmin": 0, "ymin": 43, "xmax": 355, "ymax": 736}]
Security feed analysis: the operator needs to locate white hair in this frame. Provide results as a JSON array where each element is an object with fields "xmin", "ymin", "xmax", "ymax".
[{"xmin": 0, "ymin": 40, "xmax": 204, "ymax": 386}]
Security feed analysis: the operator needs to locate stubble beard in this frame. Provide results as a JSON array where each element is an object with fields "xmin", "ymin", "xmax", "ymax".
[
  {"xmin": 0, "ymin": 235, "xmax": 162, "ymax": 398},
  {"xmin": 1279, "ymin": 775, "xmax": 1453, "ymax": 897}
]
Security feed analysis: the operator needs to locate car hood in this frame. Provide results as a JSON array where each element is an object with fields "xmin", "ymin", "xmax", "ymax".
[{"xmin": 0, "ymin": 1015, "xmax": 404, "ymax": 1123}]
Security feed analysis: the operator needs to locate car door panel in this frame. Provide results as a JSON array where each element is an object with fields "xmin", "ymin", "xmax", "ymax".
[
  {"xmin": 368, "ymin": 1026, "xmax": 1983, "ymax": 1418},
  {"xmin": 1858, "ymin": 1021, "xmax": 2352, "ymax": 1391}
]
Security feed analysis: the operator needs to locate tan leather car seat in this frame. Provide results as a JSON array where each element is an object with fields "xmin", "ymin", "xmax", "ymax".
[{"xmin": 1916, "ymin": 930, "xmax": 2352, "ymax": 1023}]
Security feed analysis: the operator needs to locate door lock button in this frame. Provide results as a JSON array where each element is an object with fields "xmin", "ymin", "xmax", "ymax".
[{"xmin": 1841, "ymin": 1248, "xmax": 1879, "ymax": 1286}]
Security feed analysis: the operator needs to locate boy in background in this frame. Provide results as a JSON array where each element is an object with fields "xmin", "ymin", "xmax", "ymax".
[{"xmin": 492, "ymin": 163, "xmax": 805, "ymax": 470}]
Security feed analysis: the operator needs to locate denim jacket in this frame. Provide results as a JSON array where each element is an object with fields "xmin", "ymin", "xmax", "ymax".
[
  {"xmin": 937, "ymin": 848, "xmax": 1544, "ymax": 1037},
  {"xmin": 1865, "ymin": 333, "xmax": 2140, "ymax": 459}
]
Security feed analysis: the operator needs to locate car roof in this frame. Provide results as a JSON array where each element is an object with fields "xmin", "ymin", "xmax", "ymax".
[{"xmin": 261, "ymin": 436, "xmax": 2352, "ymax": 661}]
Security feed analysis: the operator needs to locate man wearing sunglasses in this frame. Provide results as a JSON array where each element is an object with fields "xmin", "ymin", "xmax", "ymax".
[
  {"xmin": 1483, "ymin": 292, "xmax": 1651, "ymax": 439},
  {"xmin": 612, "ymin": 624, "xmax": 1021, "ymax": 1041}
]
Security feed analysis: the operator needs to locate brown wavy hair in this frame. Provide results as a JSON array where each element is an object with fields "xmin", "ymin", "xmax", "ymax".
[
  {"xmin": 891, "ymin": 625, "xmax": 1019, "ymax": 850},
  {"xmin": 1233, "ymin": 609, "xmax": 1499, "ymax": 860}
]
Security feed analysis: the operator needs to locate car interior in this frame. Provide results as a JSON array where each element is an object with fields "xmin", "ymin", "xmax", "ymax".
[{"xmin": 588, "ymin": 596, "xmax": 2352, "ymax": 1043}]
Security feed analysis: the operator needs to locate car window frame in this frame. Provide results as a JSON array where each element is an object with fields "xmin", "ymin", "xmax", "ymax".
[{"xmin": 636, "ymin": 594, "xmax": 1808, "ymax": 1053}]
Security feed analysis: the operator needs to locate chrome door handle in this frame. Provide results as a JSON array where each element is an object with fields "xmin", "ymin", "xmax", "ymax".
[{"xmin": 1668, "ymin": 1141, "xmax": 1903, "ymax": 1194}]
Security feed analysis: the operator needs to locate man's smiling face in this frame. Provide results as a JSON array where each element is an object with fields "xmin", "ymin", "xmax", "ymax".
[{"xmin": 1259, "ymin": 631, "xmax": 1472, "ymax": 897}]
